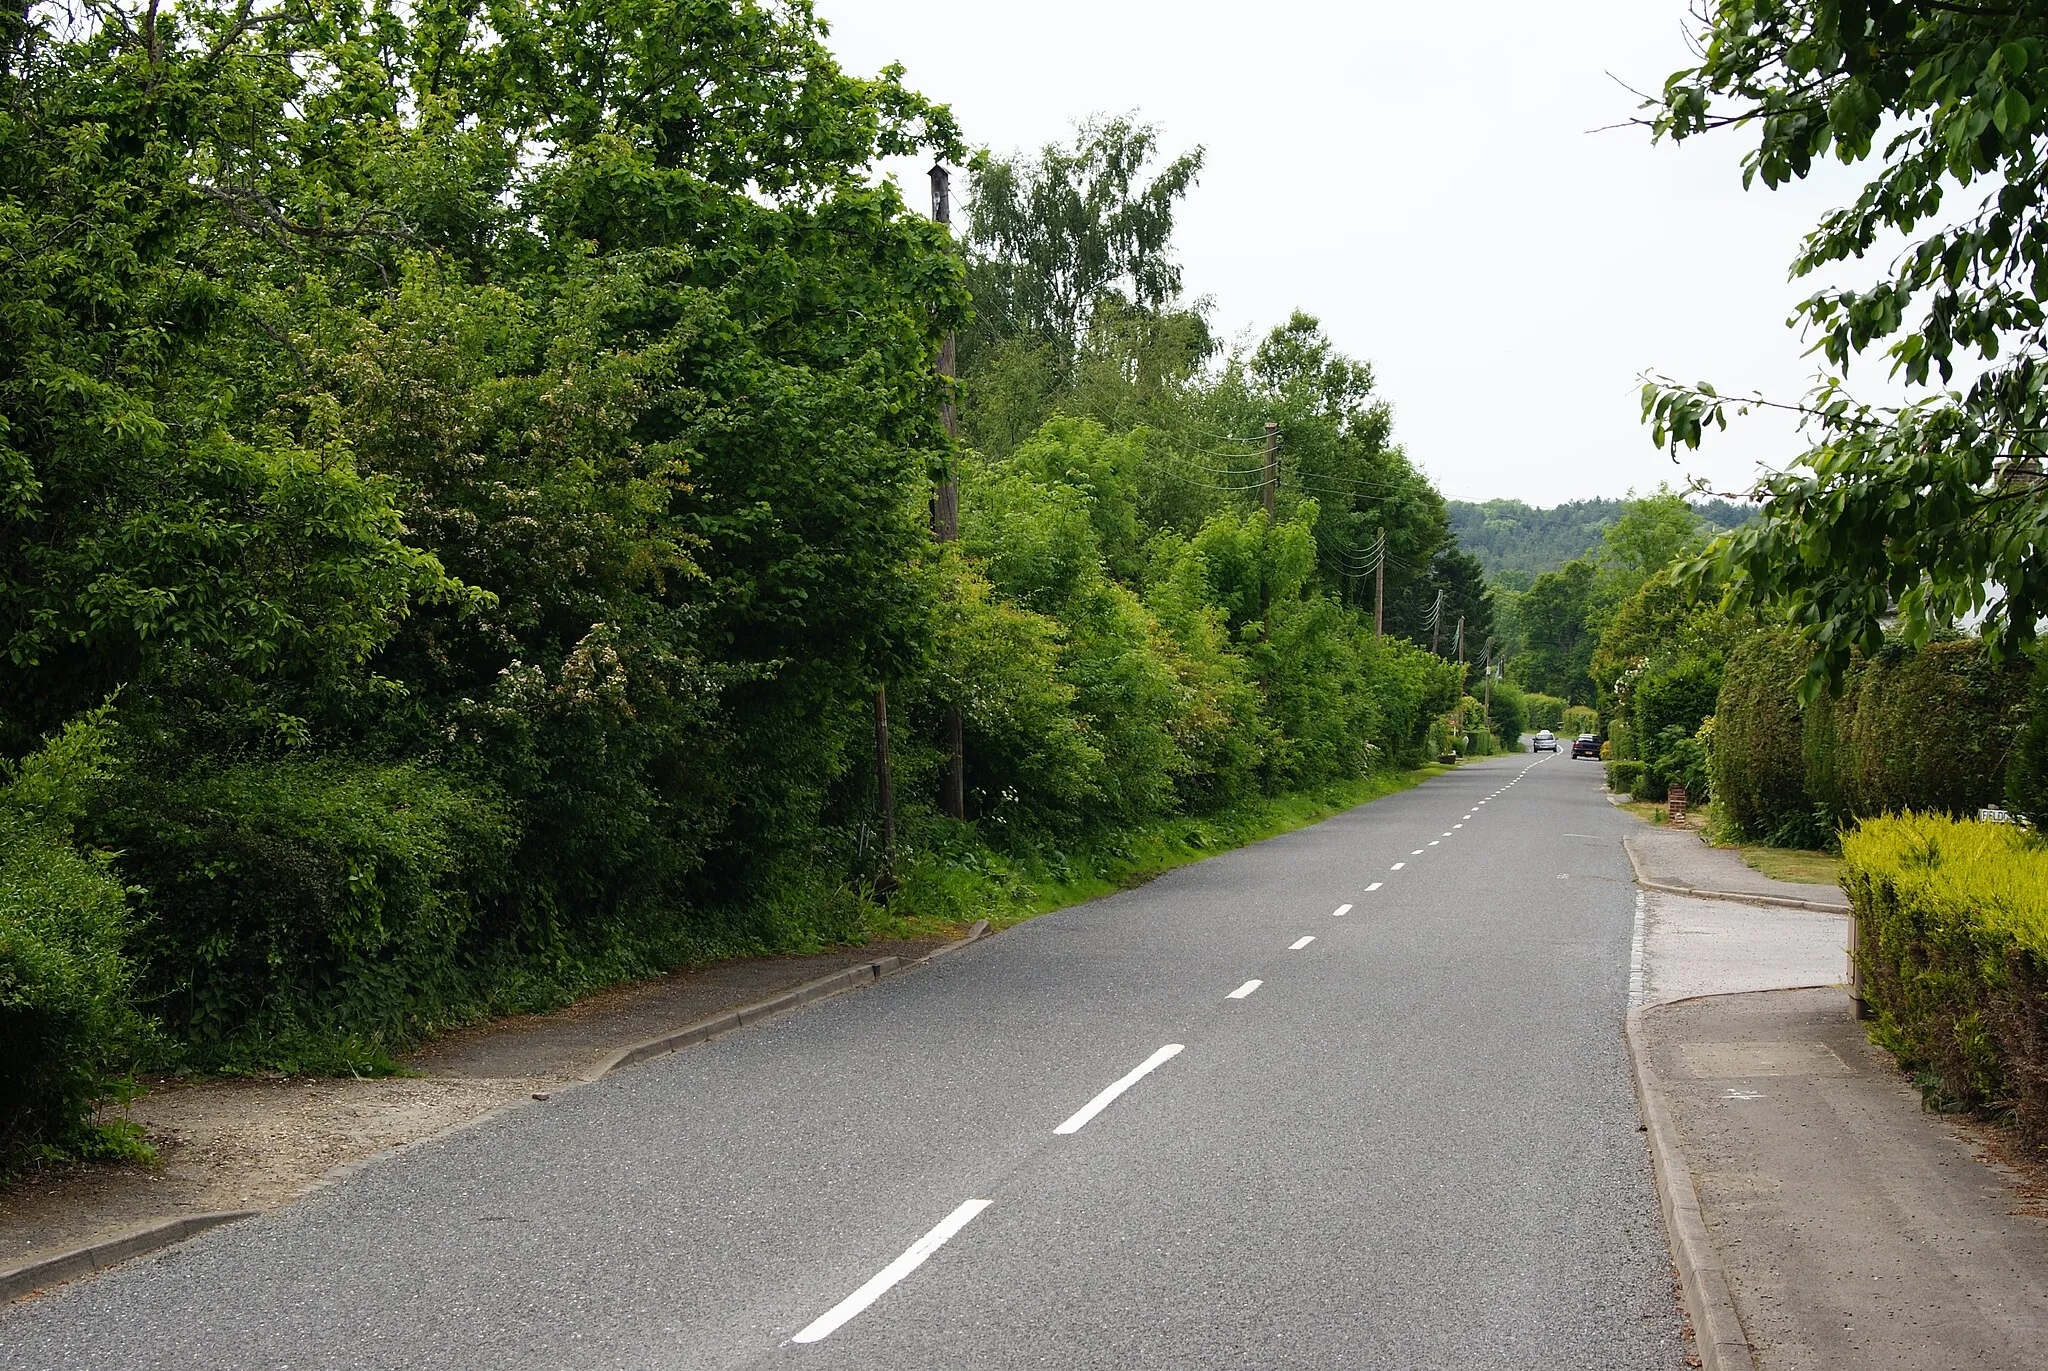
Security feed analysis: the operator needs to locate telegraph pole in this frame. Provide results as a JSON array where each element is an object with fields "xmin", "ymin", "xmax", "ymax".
[
  {"xmin": 1258, "ymin": 421, "xmax": 1278, "ymax": 637},
  {"xmin": 872, "ymin": 686, "xmax": 896, "ymax": 886},
  {"xmin": 931, "ymin": 164, "xmax": 965, "ymax": 820},
  {"xmin": 1429, "ymin": 589, "xmax": 1444, "ymax": 656},
  {"xmin": 1373, "ymin": 528, "xmax": 1385, "ymax": 639}
]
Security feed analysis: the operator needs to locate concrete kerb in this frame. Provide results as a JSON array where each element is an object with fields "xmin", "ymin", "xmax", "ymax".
[
  {"xmin": 1621, "ymin": 833, "xmax": 1850, "ymax": 915},
  {"xmin": 1625, "ymin": 999, "xmax": 1759, "ymax": 1371},
  {"xmin": 0, "ymin": 1211, "xmax": 256, "ymax": 1304},
  {"xmin": 0, "ymin": 919, "xmax": 997, "ymax": 1306}
]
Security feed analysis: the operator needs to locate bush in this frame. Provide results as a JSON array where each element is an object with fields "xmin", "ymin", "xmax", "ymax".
[
  {"xmin": 1561, "ymin": 704, "xmax": 1598, "ymax": 737},
  {"xmin": 96, "ymin": 758, "xmax": 515, "ymax": 1070},
  {"xmin": 2009, "ymin": 646, "xmax": 2048, "ymax": 824},
  {"xmin": 0, "ymin": 811, "xmax": 151, "ymax": 1174},
  {"xmin": 1844, "ymin": 814, "xmax": 2048, "ymax": 1144},
  {"xmin": 1606, "ymin": 759, "xmax": 1645, "ymax": 795},
  {"xmin": 1486, "ymin": 679, "xmax": 1530, "ymax": 750},
  {"xmin": 1838, "ymin": 640, "xmax": 2027, "ymax": 819},
  {"xmin": 1711, "ymin": 630, "xmax": 1812, "ymax": 839},
  {"xmin": 1524, "ymin": 692, "xmax": 1567, "ymax": 733}
]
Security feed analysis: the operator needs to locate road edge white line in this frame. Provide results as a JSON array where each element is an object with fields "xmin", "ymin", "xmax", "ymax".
[{"xmin": 791, "ymin": 1198, "xmax": 992, "ymax": 1343}]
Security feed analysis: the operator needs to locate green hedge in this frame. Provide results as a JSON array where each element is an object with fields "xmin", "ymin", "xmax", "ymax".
[
  {"xmin": 96, "ymin": 759, "xmax": 516, "ymax": 1071},
  {"xmin": 0, "ymin": 811, "xmax": 149, "ymax": 1173},
  {"xmin": 1840, "ymin": 641, "xmax": 2026, "ymax": 818},
  {"xmin": 1844, "ymin": 814, "xmax": 2048, "ymax": 1143},
  {"xmin": 1710, "ymin": 630, "xmax": 1811, "ymax": 838},
  {"xmin": 1606, "ymin": 759, "xmax": 1645, "ymax": 796}
]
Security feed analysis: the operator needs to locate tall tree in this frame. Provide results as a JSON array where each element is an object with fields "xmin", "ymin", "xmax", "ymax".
[{"xmin": 1644, "ymin": 1, "xmax": 2048, "ymax": 688}]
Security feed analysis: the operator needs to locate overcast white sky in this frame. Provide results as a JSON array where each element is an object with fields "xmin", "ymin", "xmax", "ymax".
[{"xmin": 816, "ymin": 0, "xmax": 1895, "ymax": 505}]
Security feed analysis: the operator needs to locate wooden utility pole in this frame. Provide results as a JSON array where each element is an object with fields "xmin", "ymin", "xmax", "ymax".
[
  {"xmin": 872, "ymin": 685, "xmax": 896, "ymax": 885},
  {"xmin": 1455, "ymin": 615, "xmax": 1465, "ymax": 670},
  {"xmin": 1429, "ymin": 589, "xmax": 1444, "ymax": 656},
  {"xmin": 1258, "ymin": 420, "xmax": 1277, "ymax": 637},
  {"xmin": 931, "ymin": 163, "xmax": 965, "ymax": 820},
  {"xmin": 1373, "ymin": 528, "xmax": 1385, "ymax": 639},
  {"xmin": 1262, "ymin": 421, "xmax": 1279, "ymax": 524}
]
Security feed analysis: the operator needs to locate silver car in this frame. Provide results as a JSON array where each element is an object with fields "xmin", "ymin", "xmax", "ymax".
[{"xmin": 1532, "ymin": 730, "xmax": 1558, "ymax": 752}]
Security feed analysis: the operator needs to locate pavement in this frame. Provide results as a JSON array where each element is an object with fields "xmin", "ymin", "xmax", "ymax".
[
  {"xmin": 0, "ymin": 751, "xmax": 1691, "ymax": 1370},
  {"xmin": 1626, "ymin": 827, "xmax": 1850, "ymax": 912},
  {"xmin": 1632, "ymin": 814, "xmax": 2048, "ymax": 1369}
]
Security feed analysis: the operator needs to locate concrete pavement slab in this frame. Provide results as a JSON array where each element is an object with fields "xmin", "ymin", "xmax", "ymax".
[
  {"xmin": 1626, "ymin": 828, "xmax": 1848, "ymax": 912},
  {"xmin": 1639, "ymin": 989, "xmax": 2048, "ymax": 1370}
]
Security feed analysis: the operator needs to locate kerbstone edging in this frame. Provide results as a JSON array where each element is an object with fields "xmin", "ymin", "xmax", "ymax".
[
  {"xmin": 1625, "ymin": 1003, "xmax": 1759, "ymax": 1371},
  {"xmin": 1622, "ymin": 833, "xmax": 1850, "ymax": 915},
  {"xmin": 2, "ymin": 920, "xmax": 999, "ymax": 1305},
  {"xmin": 585, "ymin": 917, "xmax": 994, "ymax": 1083},
  {"xmin": 0, "ymin": 1210, "xmax": 256, "ymax": 1304}
]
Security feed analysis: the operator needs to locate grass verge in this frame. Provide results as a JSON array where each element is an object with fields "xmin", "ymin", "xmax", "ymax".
[{"xmin": 1614, "ymin": 797, "xmax": 1843, "ymax": 886}]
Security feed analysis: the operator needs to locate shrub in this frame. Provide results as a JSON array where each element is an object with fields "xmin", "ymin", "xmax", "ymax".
[
  {"xmin": 1844, "ymin": 814, "xmax": 2048, "ymax": 1144},
  {"xmin": 1711, "ymin": 630, "xmax": 1812, "ymax": 839},
  {"xmin": 96, "ymin": 758, "xmax": 515, "ymax": 1070},
  {"xmin": 0, "ymin": 811, "xmax": 152, "ymax": 1174},
  {"xmin": 1838, "ymin": 640, "xmax": 2027, "ymax": 819},
  {"xmin": 1607, "ymin": 759, "xmax": 1645, "ymax": 795},
  {"xmin": 2009, "ymin": 646, "xmax": 2048, "ymax": 824},
  {"xmin": 1561, "ymin": 705, "xmax": 1598, "ymax": 737},
  {"xmin": 1524, "ymin": 693, "xmax": 1567, "ymax": 733}
]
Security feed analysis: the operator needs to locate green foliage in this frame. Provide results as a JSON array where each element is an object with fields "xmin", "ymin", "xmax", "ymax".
[
  {"xmin": 1647, "ymin": 3, "xmax": 2048, "ymax": 692},
  {"xmin": 0, "ymin": 713, "xmax": 152, "ymax": 1174},
  {"xmin": 1844, "ymin": 814, "xmax": 2048, "ymax": 1143},
  {"xmin": 1606, "ymin": 759, "xmax": 1646, "ymax": 796},
  {"xmin": 1516, "ymin": 560, "xmax": 1599, "ymax": 703},
  {"xmin": 2007, "ymin": 648, "xmax": 2048, "ymax": 824},
  {"xmin": 1522, "ymin": 692, "xmax": 1567, "ymax": 732},
  {"xmin": 92, "ymin": 758, "xmax": 514, "ymax": 1070},
  {"xmin": 1448, "ymin": 497, "xmax": 1752, "ymax": 580},
  {"xmin": 1487, "ymin": 678, "xmax": 1530, "ymax": 749},
  {"xmin": 1711, "ymin": 630, "xmax": 1814, "ymax": 839},
  {"xmin": 1601, "ymin": 485, "xmax": 1711, "ymax": 581},
  {"xmin": 1838, "ymin": 640, "xmax": 2029, "ymax": 819},
  {"xmin": 1561, "ymin": 704, "xmax": 1599, "ymax": 737}
]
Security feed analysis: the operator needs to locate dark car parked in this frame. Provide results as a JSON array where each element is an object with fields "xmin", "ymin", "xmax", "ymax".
[{"xmin": 1571, "ymin": 733, "xmax": 1600, "ymax": 759}]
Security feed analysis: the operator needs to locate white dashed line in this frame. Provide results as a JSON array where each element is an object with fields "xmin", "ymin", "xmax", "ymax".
[
  {"xmin": 1054, "ymin": 1043, "xmax": 1185, "ymax": 1136},
  {"xmin": 1365, "ymin": 881, "xmax": 1382, "ymax": 892},
  {"xmin": 1289, "ymin": 936, "xmax": 1315, "ymax": 950},
  {"xmin": 1411, "ymin": 849, "xmax": 1424, "ymax": 855},
  {"xmin": 1227, "ymin": 979, "xmax": 1263, "ymax": 1000},
  {"xmin": 793, "ymin": 1199, "xmax": 992, "ymax": 1343},
  {"xmin": 1390, "ymin": 862, "xmax": 1405, "ymax": 870},
  {"xmin": 1332, "ymin": 903, "xmax": 1352, "ymax": 917}
]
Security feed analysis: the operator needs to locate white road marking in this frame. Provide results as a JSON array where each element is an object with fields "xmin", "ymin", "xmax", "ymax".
[
  {"xmin": 1332, "ymin": 903, "xmax": 1352, "ymax": 917},
  {"xmin": 1453, "ymin": 823, "xmax": 1464, "ymax": 828},
  {"xmin": 792, "ymin": 1199, "xmax": 992, "ymax": 1343},
  {"xmin": 1289, "ymin": 936, "xmax": 1315, "ymax": 950},
  {"xmin": 1053, "ymin": 1043, "xmax": 1185, "ymax": 1136},
  {"xmin": 1227, "ymin": 979, "xmax": 1263, "ymax": 1000},
  {"xmin": 1365, "ymin": 881, "xmax": 1382, "ymax": 892},
  {"xmin": 1628, "ymin": 890, "xmax": 1646, "ymax": 1010},
  {"xmin": 1390, "ymin": 862, "xmax": 1405, "ymax": 870},
  {"xmin": 1427, "ymin": 840, "xmax": 1439, "ymax": 846},
  {"xmin": 1410, "ymin": 849, "xmax": 1424, "ymax": 855}
]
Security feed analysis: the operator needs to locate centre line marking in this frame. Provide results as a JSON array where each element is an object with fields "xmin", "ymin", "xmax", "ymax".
[
  {"xmin": 1053, "ymin": 1043, "xmax": 1185, "ymax": 1136},
  {"xmin": 1427, "ymin": 840, "xmax": 1439, "ymax": 846},
  {"xmin": 1390, "ymin": 861, "xmax": 1405, "ymax": 870},
  {"xmin": 1410, "ymin": 849, "xmax": 1424, "ymax": 855},
  {"xmin": 792, "ymin": 1198, "xmax": 992, "ymax": 1343},
  {"xmin": 1289, "ymin": 936, "xmax": 1315, "ymax": 950},
  {"xmin": 1331, "ymin": 903, "xmax": 1353, "ymax": 917},
  {"xmin": 1453, "ymin": 823, "xmax": 1464, "ymax": 828},
  {"xmin": 1365, "ymin": 881, "xmax": 1382, "ymax": 891},
  {"xmin": 1227, "ymin": 979, "xmax": 1263, "ymax": 1000}
]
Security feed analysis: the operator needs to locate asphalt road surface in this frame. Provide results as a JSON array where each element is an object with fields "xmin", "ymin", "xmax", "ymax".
[{"xmin": 1, "ymin": 751, "xmax": 1685, "ymax": 1369}]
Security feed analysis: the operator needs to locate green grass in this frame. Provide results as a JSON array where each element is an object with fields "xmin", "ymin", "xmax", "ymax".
[
  {"xmin": 1739, "ymin": 846, "xmax": 1846, "ymax": 886},
  {"xmin": 863, "ymin": 766, "xmax": 1447, "ymax": 943},
  {"xmin": 1615, "ymin": 797, "xmax": 1843, "ymax": 886}
]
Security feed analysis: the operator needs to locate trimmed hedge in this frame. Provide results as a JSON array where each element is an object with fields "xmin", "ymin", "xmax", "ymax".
[
  {"xmin": 0, "ymin": 811, "xmax": 149, "ymax": 1173},
  {"xmin": 1606, "ymin": 759, "xmax": 1645, "ymax": 796},
  {"xmin": 1844, "ymin": 814, "xmax": 2048, "ymax": 1143},
  {"xmin": 1715, "ymin": 634, "xmax": 2027, "ymax": 843},
  {"xmin": 1711, "ymin": 630, "xmax": 1811, "ymax": 838},
  {"xmin": 1840, "ymin": 641, "xmax": 2026, "ymax": 819}
]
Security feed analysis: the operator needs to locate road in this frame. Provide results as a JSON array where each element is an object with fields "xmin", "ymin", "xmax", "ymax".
[{"xmin": 0, "ymin": 751, "xmax": 1684, "ymax": 1369}]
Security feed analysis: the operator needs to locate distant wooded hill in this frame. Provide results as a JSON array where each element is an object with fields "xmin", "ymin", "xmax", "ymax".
[{"xmin": 1448, "ymin": 497, "xmax": 1755, "ymax": 584}]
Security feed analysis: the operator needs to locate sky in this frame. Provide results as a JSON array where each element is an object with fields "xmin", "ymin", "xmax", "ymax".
[{"xmin": 814, "ymin": 0, "xmax": 1897, "ymax": 506}]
